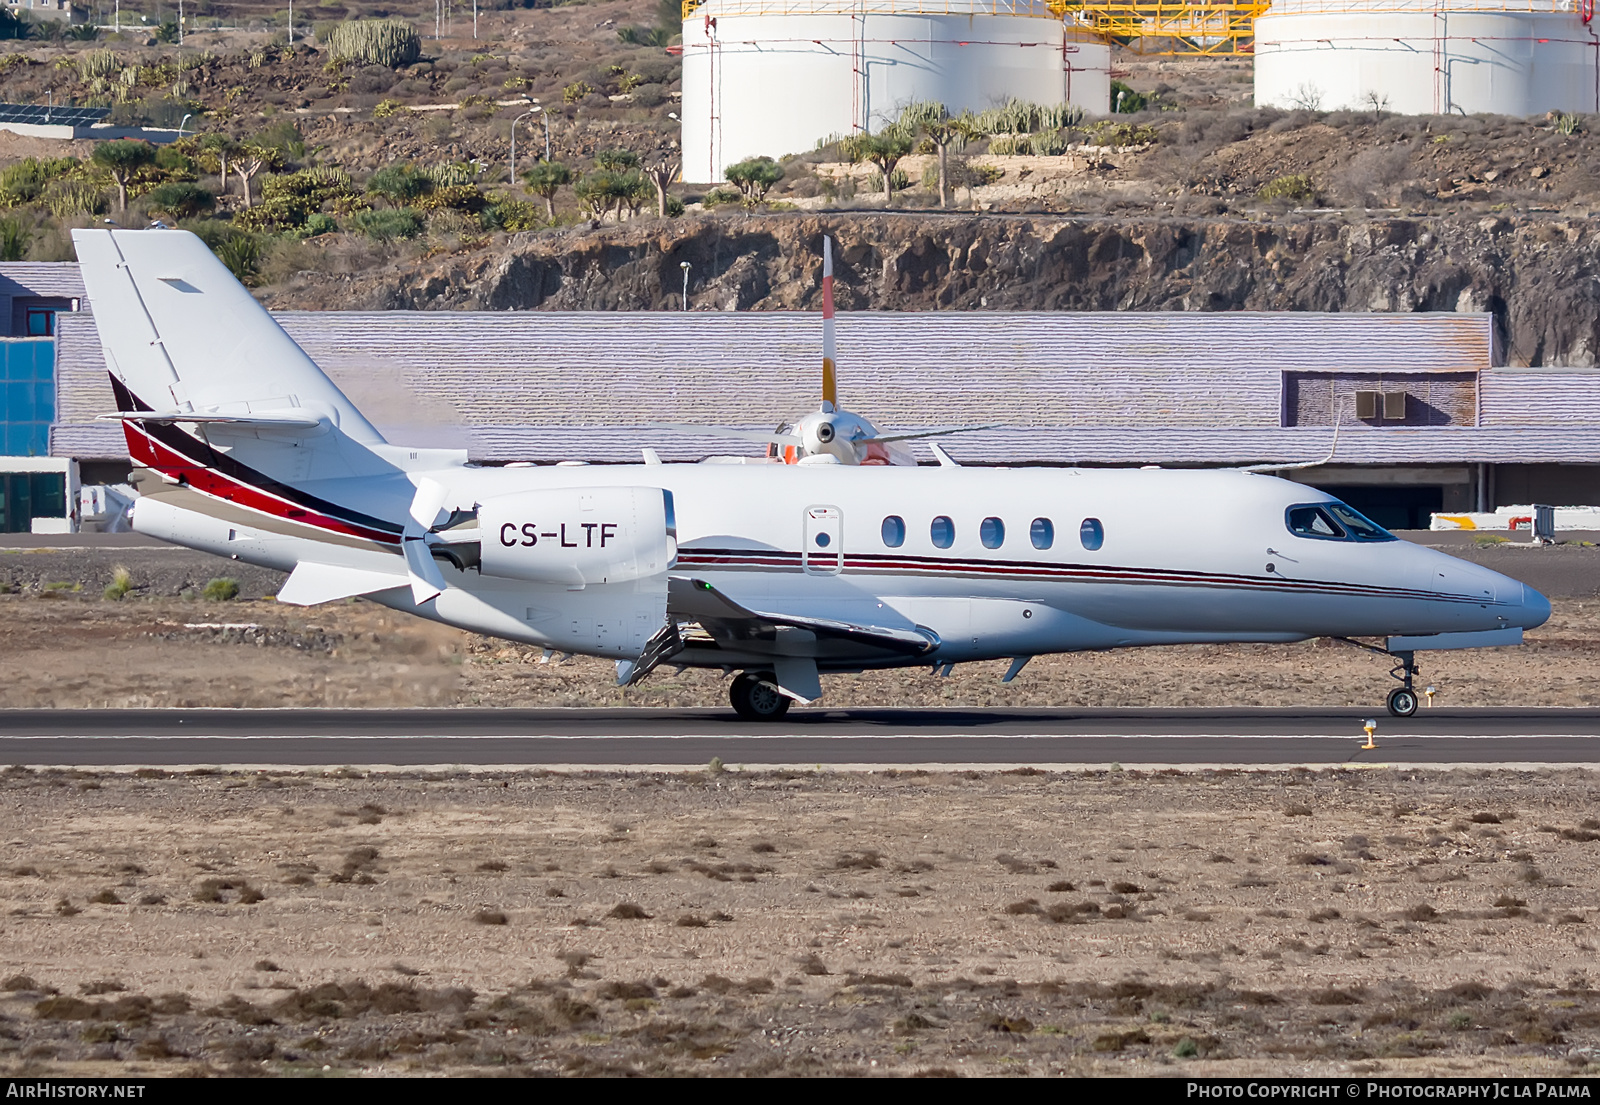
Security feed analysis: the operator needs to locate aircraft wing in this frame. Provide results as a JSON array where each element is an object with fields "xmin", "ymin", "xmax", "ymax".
[{"xmin": 667, "ymin": 576, "xmax": 937, "ymax": 655}]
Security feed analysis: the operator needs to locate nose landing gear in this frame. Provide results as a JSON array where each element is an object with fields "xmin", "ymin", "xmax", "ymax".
[
  {"xmin": 1386, "ymin": 651, "xmax": 1420, "ymax": 717},
  {"xmin": 1332, "ymin": 639, "xmax": 1422, "ymax": 717}
]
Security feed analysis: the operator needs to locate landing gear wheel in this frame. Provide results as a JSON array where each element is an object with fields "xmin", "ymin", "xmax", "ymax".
[
  {"xmin": 1387, "ymin": 687, "xmax": 1419, "ymax": 718},
  {"xmin": 730, "ymin": 672, "xmax": 791, "ymax": 722}
]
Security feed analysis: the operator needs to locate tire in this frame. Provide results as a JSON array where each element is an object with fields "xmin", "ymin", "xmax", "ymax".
[
  {"xmin": 730, "ymin": 672, "xmax": 791, "ymax": 722},
  {"xmin": 1387, "ymin": 687, "xmax": 1419, "ymax": 718}
]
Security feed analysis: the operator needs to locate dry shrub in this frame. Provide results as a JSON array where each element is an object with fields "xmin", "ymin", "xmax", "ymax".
[
  {"xmin": 87, "ymin": 890, "xmax": 122, "ymax": 905},
  {"xmin": 1309, "ymin": 988, "xmax": 1361, "ymax": 1005},
  {"xmin": 848, "ymin": 973, "xmax": 913, "ymax": 988},
  {"xmin": 2, "ymin": 975, "xmax": 39, "ymax": 992},
  {"xmin": 834, "ymin": 851, "xmax": 883, "ymax": 871},
  {"xmin": 1403, "ymin": 903, "xmax": 1439, "ymax": 922},
  {"xmin": 1046, "ymin": 880, "xmax": 1076, "ymax": 892},
  {"xmin": 193, "ymin": 878, "xmax": 263, "ymax": 904},
  {"xmin": 607, "ymin": 902, "xmax": 651, "ymax": 920},
  {"xmin": 1469, "ymin": 812, "xmax": 1502, "ymax": 824},
  {"xmin": 1309, "ymin": 908, "xmax": 1342, "ymax": 923},
  {"xmin": 1291, "ymin": 853, "xmax": 1332, "ymax": 866},
  {"xmin": 597, "ymin": 980, "xmax": 655, "ymax": 1001},
  {"xmin": 1004, "ymin": 899, "xmax": 1042, "ymax": 915},
  {"xmin": 894, "ymin": 1012, "xmax": 935, "ymax": 1033},
  {"xmin": 675, "ymin": 914, "xmax": 708, "ymax": 928},
  {"xmin": 1110, "ymin": 881, "xmax": 1143, "ymax": 894},
  {"xmin": 1284, "ymin": 804, "xmax": 1313, "ymax": 817},
  {"xmin": 996, "ymin": 854, "xmax": 1036, "ymax": 874},
  {"xmin": 473, "ymin": 910, "xmax": 508, "ymax": 926},
  {"xmin": 986, "ymin": 1014, "xmax": 1034, "ymax": 1034},
  {"xmin": 797, "ymin": 954, "xmax": 829, "ymax": 976},
  {"xmin": 253, "ymin": 960, "xmax": 282, "ymax": 973},
  {"xmin": 1093, "ymin": 1028, "xmax": 1149, "ymax": 1051},
  {"xmin": 81, "ymin": 980, "xmax": 125, "ymax": 995},
  {"xmin": 1046, "ymin": 901, "xmax": 1100, "ymax": 923},
  {"xmin": 476, "ymin": 860, "xmax": 508, "ymax": 872},
  {"xmin": 751, "ymin": 841, "xmax": 777, "ymax": 853}
]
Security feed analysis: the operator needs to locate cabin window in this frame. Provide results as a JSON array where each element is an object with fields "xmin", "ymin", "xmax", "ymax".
[
  {"xmin": 980, "ymin": 517, "xmax": 1005, "ymax": 549},
  {"xmin": 1030, "ymin": 518, "xmax": 1054, "ymax": 550},
  {"xmin": 814, "ymin": 532, "xmax": 831, "ymax": 547},
  {"xmin": 930, "ymin": 516, "xmax": 955, "ymax": 549},
  {"xmin": 1286, "ymin": 505, "xmax": 1345, "ymax": 541},
  {"xmin": 1080, "ymin": 518, "xmax": 1104, "ymax": 551},
  {"xmin": 881, "ymin": 515, "xmax": 905, "ymax": 548}
]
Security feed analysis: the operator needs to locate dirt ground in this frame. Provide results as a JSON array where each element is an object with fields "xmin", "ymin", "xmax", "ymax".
[
  {"xmin": 0, "ymin": 588, "xmax": 1592, "ymax": 712},
  {"xmin": 3, "ymin": 766, "xmax": 1600, "ymax": 1076}
]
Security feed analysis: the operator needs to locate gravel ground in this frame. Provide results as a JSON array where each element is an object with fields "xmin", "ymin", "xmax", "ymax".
[{"xmin": 2, "ymin": 767, "xmax": 1600, "ymax": 1077}]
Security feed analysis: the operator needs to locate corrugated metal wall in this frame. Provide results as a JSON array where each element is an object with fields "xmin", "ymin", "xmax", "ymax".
[{"xmin": 39, "ymin": 292, "xmax": 1600, "ymax": 466}]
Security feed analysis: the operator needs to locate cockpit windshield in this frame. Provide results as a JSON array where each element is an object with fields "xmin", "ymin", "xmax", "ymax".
[{"xmin": 1286, "ymin": 502, "xmax": 1396, "ymax": 543}]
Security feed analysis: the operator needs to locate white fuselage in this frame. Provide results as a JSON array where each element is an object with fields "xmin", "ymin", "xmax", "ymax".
[{"xmin": 133, "ymin": 460, "xmax": 1550, "ymax": 671}]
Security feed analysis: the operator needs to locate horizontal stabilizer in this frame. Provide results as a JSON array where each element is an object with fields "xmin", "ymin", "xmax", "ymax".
[
  {"xmin": 99, "ymin": 410, "xmax": 325, "ymax": 429},
  {"xmin": 276, "ymin": 562, "xmax": 408, "ymax": 606},
  {"xmin": 669, "ymin": 576, "xmax": 936, "ymax": 655},
  {"xmin": 1386, "ymin": 627, "xmax": 1523, "ymax": 652},
  {"xmin": 863, "ymin": 424, "xmax": 997, "ymax": 445},
  {"xmin": 648, "ymin": 422, "xmax": 802, "ymax": 447}
]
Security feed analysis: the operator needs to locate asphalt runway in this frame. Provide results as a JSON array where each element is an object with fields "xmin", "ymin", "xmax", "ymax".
[{"xmin": 1, "ymin": 707, "xmax": 1598, "ymax": 766}]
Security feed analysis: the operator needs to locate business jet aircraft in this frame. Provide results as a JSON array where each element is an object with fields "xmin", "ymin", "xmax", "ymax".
[{"xmin": 77, "ymin": 227, "xmax": 1550, "ymax": 721}]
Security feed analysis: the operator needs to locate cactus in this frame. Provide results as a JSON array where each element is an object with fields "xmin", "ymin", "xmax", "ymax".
[
  {"xmin": 77, "ymin": 49, "xmax": 117, "ymax": 81},
  {"xmin": 421, "ymin": 162, "xmax": 475, "ymax": 187},
  {"xmin": 325, "ymin": 20, "xmax": 422, "ymax": 69}
]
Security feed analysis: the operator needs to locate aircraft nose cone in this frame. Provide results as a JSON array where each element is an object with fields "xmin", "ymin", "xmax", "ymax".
[{"xmin": 1517, "ymin": 583, "xmax": 1552, "ymax": 631}]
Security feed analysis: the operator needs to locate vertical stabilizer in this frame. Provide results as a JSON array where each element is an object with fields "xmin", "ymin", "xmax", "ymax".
[{"xmin": 72, "ymin": 228, "xmax": 384, "ymax": 444}]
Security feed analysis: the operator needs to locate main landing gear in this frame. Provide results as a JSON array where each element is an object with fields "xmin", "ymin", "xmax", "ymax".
[{"xmin": 729, "ymin": 672, "xmax": 791, "ymax": 722}]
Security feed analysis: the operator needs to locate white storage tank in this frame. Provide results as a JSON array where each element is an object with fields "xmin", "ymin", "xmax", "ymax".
[
  {"xmin": 680, "ymin": 0, "xmax": 1110, "ymax": 183},
  {"xmin": 1255, "ymin": 0, "xmax": 1600, "ymax": 116}
]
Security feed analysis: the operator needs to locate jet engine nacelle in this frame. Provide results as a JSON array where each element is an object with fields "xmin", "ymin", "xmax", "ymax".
[{"xmin": 477, "ymin": 486, "xmax": 676, "ymax": 587}]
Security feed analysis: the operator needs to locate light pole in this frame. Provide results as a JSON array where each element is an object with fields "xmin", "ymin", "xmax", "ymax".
[
  {"xmin": 679, "ymin": 261, "xmax": 691, "ymax": 311},
  {"xmin": 510, "ymin": 106, "xmax": 538, "ymax": 184}
]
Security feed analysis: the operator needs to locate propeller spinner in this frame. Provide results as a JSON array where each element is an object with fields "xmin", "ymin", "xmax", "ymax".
[{"xmin": 649, "ymin": 237, "xmax": 991, "ymax": 466}]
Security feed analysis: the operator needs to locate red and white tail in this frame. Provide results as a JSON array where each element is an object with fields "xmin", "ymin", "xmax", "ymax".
[{"xmin": 821, "ymin": 235, "xmax": 836, "ymax": 412}]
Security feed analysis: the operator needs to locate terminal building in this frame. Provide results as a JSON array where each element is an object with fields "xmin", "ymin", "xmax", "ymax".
[{"xmin": 3, "ymin": 262, "xmax": 1599, "ymax": 534}]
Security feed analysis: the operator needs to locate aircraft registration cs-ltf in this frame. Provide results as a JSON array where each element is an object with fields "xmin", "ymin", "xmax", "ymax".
[{"xmin": 76, "ymin": 228, "xmax": 1550, "ymax": 720}]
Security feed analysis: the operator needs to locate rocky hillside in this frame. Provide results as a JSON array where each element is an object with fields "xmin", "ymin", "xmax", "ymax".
[{"xmin": 260, "ymin": 210, "xmax": 1600, "ymax": 368}]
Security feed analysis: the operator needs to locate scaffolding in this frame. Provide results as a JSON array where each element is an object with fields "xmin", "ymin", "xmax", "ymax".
[
  {"xmin": 1059, "ymin": 0, "xmax": 1271, "ymax": 55},
  {"xmin": 681, "ymin": 0, "xmax": 1272, "ymax": 55}
]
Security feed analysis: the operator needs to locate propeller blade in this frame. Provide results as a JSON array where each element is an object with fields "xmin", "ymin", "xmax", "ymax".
[
  {"xmin": 647, "ymin": 422, "xmax": 802, "ymax": 446},
  {"xmin": 408, "ymin": 477, "xmax": 451, "ymax": 530},
  {"xmin": 821, "ymin": 235, "xmax": 836, "ymax": 412},
  {"xmin": 860, "ymin": 424, "xmax": 999, "ymax": 445}
]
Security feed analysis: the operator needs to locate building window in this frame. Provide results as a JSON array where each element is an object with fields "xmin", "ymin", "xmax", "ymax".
[
  {"xmin": 24, "ymin": 309, "xmax": 52, "ymax": 337},
  {"xmin": 881, "ymin": 515, "xmax": 905, "ymax": 548},
  {"xmin": 1030, "ymin": 518, "xmax": 1054, "ymax": 550},
  {"xmin": 1080, "ymin": 517, "xmax": 1104, "ymax": 551},
  {"xmin": 980, "ymin": 517, "xmax": 1004, "ymax": 549},
  {"xmin": 0, "ymin": 339, "xmax": 53, "ymax": 456},
  {"xmin": 930, "ymin": 516, "xmax": 954, "ymax": 549}
]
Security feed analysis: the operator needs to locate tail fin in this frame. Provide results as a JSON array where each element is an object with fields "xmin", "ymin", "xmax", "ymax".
[{"xmin": 72, "ymin": 228, "xmax": 383, "ymax": 444}]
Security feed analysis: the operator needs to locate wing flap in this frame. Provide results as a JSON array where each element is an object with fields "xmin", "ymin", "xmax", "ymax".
[
  {"xmin": 668, "ymin": 576, "xmax": 937, "ymax": 655},
  {"xmin": 277, "ymin": 562, "xmax": 409, "ymax": 606}
]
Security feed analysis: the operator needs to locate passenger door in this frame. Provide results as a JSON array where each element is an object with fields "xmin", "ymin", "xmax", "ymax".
[{"xmin": 802, "ymin": 505, "xmax": 843, "ymax": 575}]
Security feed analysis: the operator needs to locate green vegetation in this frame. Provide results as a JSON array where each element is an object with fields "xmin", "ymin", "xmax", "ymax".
[
  {"xmin": 324, "ymin": 20, "xmax": 421, "ymax": 69},
  {"xmin": 523, "ymin": 161, "xmax": 571, "ymax": 220},
  {"xmin": 103, "ymin": 565, "xmax": 133, "ymax": 602},
  {"xmin": 840, "ymin": 126, "xmax": 916, "ymax": 204},
  {"xmin": 723, "ymin": 156, "xmax": 784, "ymax": 204},
  {"xmin": 91, "ymin": 140, "xmax": 155, "ymax": 213},
  {"xmin": 1111, "ymin": 80, "xmax": 1147, "ymax": 113},
  {"xmin": 201, "ymin": 577, "xmax": 240, "ymax": 602},
  {"xmin": 1258, "ymin": 173, "xmax": 1319, "ymax": 204},
  {"xmin": 352, "ymin": 207, "xmax": 424, "ymax": 241}
]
